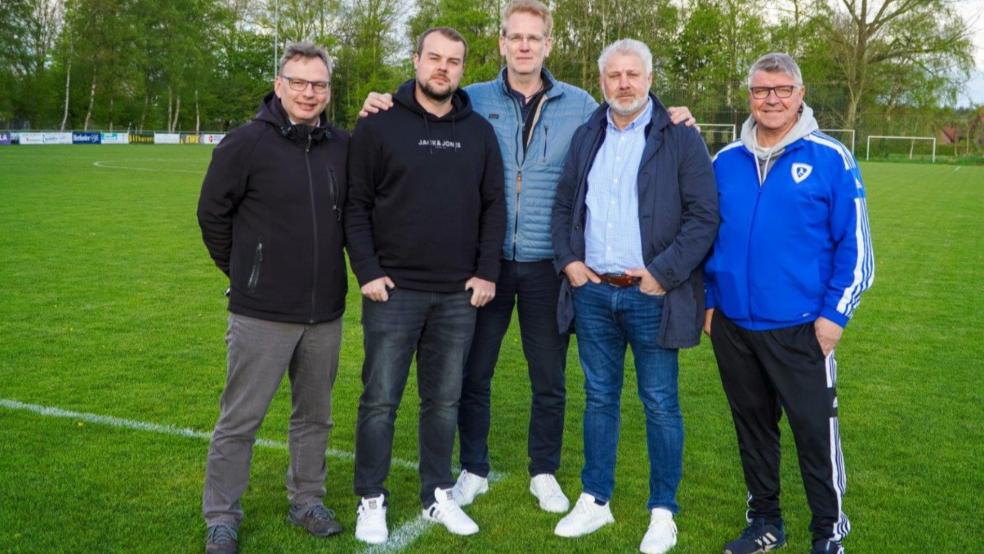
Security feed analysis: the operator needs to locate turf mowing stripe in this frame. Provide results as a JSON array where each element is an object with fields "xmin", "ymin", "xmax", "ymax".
[{"xmin": 0, "ymin": 398, "xmax": 417, "ymax": 470}]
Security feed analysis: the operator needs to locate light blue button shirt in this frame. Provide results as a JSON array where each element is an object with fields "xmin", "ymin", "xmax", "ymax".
[{"xmin": 584, "ymin": 99, "xmax": 651, "ymax": 274}]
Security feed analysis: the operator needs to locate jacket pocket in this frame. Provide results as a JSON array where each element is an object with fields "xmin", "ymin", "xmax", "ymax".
[{"xmin": 246, "ymin": 241, "xmax": 263, "ymax": 293}]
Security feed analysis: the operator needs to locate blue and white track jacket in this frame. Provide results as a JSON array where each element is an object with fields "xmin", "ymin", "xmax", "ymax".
[{"xmin": 705, "ymin": 132, "xmax": 874, "ymax": 330}]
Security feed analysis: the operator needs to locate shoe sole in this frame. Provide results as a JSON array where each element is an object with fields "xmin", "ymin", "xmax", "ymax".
[
  {"xmin": 422, "ymin": 512, "xmax": 479, "ymax": 535},
  {"xmin": 724, "ymin": 542, "xmax": 787, "ymax": 554},
  {"xmin": 286, "ymin": 515, "xmax": 343, "ymax": 537},
  {"xmin": 554, "ymin": 515, "xmax": 614, "ymax": 538},
  {"xmin": 355, "ymin": 531, "xmax": 388, "ymax": 545}
]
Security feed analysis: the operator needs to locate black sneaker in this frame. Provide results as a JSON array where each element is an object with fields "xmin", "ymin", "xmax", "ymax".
[
  {"xmin": 723, "ymin": 518, "xmax": 786, "ymax": 554},
  {"xmin": 811, "ymin": 539, "xmax": 844, "ymax": 554},
  {"xmin": 288, "ymin": 503, "xmax": 343, "ymax": 537},
  {"xmin": 205, "ymin": 524, "xmax": 238, "ymax": 554}
]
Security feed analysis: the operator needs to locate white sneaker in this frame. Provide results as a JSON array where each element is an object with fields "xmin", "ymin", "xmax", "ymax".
[
  {"xmin": 639, "ymin": 508, "xmax": 677, "ymax": 554},
  {"xmin": 423, "ymin": 487, "xmax": 479, "ymax": 536},
  {"xmin": 355, "ymin": 495, "xmax": 388, "ymax": 544},
  {"xmin": 452, "ymin": 469, "xmax": 489, "ymax": 507},
  {"xmin": 530, "ymin": 474, "xmax": 570, "ymax": 513},
  {"xmin": 554, "ymin": 492, "xmax": 615, "ymax": 537}
]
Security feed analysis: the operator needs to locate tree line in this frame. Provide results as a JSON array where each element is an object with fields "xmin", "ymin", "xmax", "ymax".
[{"xmin": 1, "ymin": 0, "xmax": 979, "ymax": 151}]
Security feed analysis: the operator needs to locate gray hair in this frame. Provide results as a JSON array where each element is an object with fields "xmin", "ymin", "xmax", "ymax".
[
  {"xmin": 597, "ymin": 39, "xmax": 653, "ymax": 76},
  {"xmin": 746, "ymin": 52, "xmax": 802, "ymax": 88},
  {"xmin": 278, "ymin": 42, "xmax": 332, "ymax": 76}
]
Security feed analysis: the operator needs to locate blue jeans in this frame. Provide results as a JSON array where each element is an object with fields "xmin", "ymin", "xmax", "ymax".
[
  {"xmin": 353, "ymin": 289, "xmax": 476, "ymax": 507},
  {"xmin": 573, "ymin": 281, "xmax": 682, "ymax": 512},
  {"xmin": 458, "ymin": 260, "xmax": 569, "ymax": 477}
]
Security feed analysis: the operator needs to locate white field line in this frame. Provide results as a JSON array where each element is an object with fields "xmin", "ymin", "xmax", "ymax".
[
  {"xmin": 0, "ymin": 398, "xmax": 415, "ymax": 471},
  {"xmin": 92, "ymin": 160, "xmax": 203, "ymax": 174},
  {"xmin": 3, "ymin": 397, "xmax": 510, "ymax": 552}
]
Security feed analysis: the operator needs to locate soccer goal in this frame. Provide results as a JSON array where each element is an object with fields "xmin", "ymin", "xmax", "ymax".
[
  {"xmin": 698, "ymin": 123, "xmax": 737, "ymax": 155},
  {"xmin": 820, "ymin": 128, "xmax": 856, "ymax": 153},
  {"xmin": 865, "ymin": 135, "xmax": 937, "ymax": 163}
]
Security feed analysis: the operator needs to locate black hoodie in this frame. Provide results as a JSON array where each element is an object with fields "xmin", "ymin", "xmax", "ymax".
[
  {"xmin": 197, "ymin": 92, "xmax": 349, "ymax": 323},
  {"xmin": 345, "ymin": 79, "xmax": 506, "ymax": 292}
]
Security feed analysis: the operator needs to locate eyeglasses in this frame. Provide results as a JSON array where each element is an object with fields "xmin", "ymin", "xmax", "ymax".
[
  {"xmin": 504, "ymin": 33, "xmax": 545, "ymax": 46},
  {"xmin": 280, "ymin": 75, "xmax": 330, "ymax": 94},
  {"xmin": 749, "ymin": 85, "xmax": 799, "ymax": 99}
]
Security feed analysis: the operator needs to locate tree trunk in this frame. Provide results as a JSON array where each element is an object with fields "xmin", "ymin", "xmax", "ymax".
[
  {"xmin": 171, "ymin": 95, "xmax": 181, "ymax": 133},
  {"xmin": 60, "ymin": 57, "xmax": 72, "ymax": 131},
  {"xmin": 83, "ymin": 73, "xmax": 97, "ymax": 132},
  {"xmin": 167, "ymin": 87, "xmax": 173, "ymax": 132},
  {"xmin": 139, "ymin": 92, "xmax": 149, "ymax": 133},
  {"xmin": 195, "ymin": 89, "xmax": 200, "ymax": 134}
]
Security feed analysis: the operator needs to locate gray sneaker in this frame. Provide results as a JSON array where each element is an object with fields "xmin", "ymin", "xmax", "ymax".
[
  {"xmin": 288, "ymin": 504, "xmax": 343, "ymax": 537},
  {"xmin": 205, "ymin": 524, "xmax": 238, "ymax": 554}
]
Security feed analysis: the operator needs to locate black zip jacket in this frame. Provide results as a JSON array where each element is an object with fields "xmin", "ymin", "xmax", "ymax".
[
  {"xmin": 345, "ymin": 80, "xmax": 506, "ymax": 292},
  {"xmin": 197, "ymin": 92, "xmax": 349, "ymax": 323}
]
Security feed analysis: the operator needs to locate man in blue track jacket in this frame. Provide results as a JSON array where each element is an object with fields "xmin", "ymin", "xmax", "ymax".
[{"xmin": 704, "ymin": 53, "xmax": 874, "ymax": 554}]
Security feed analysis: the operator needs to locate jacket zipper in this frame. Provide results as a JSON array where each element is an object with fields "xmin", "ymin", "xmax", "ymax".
[
  {"xmin": 305, "ymin": 134, "xmax": 319, "ymax": 323},
  {"xmin": 247, "ymin": 241, "xmax": 263, "ymax": 292}
]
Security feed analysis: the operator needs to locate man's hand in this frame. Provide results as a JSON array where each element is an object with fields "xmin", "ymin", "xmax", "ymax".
[
  {"xmin": 815, "ymin": 316, "xmax": 843, "ymax": 357},
  {"xmin": 358, "ymin": 92, "xmax": 394, "ymax": 118},
  {"xmin": 361, "ymin": 276, "xmax": 395, "ymax": 302},
  {"xmin": 703, "ymin": 308, "xmax": 714, "ymax": 336},
  {"xmin": 465, "ymin": 277, "xmax": 496, "ymax": 307},
  {"xmin": 667, "ymin": 106, "xmax": 698, "ymax": 129},
  {"xmin": 563, "ymin": 261, "xmax": 601, "ymax": 287},
  {"xmin": 625, "ymin": 267, "xmax": 666, "ymax": 296}
]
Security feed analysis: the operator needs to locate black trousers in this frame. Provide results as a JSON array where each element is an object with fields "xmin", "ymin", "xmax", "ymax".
[{"xmin": 710, "ymin": 310, "xmax": 850, "ymax": 543}]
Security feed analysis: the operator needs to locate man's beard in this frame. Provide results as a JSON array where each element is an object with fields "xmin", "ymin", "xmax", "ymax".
[
  {"xmin": 606, "ymin": 94, "xmax": 648, "ymax": 117},
  {"xmin": 418, "ymin": 76, "xmax": 454, "ymax": 102}
]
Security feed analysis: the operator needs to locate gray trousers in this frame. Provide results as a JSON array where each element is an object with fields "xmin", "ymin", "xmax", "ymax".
[{"xmin": 203, "ymin": 312, "xmax": 342, "ymax": 528}]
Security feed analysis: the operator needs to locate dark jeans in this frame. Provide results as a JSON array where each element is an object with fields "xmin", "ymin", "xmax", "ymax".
[
  {"xmin": 353, "ymin": 288, "xmax": 476, "ymax": 507},
  {"xmin": 573, "ymin": 281, "xmax": 682, "ymax": 512},
  {"xmin": 458, "ymin": 260, "xmax": 569, "ymax": 477}
]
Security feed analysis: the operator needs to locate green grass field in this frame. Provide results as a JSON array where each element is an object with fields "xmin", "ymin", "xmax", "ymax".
[{"xmin": 1, "ymin": 145, "xmax": 981, "ymax": 553}]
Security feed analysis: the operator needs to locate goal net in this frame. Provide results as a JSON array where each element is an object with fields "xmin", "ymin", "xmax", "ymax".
[
  {"xmin": 865, "ymin": 135, "xmax": 937, "ymax": 163},
  {"xmin": 698, "ymin": 123, "xmax": 737, "ymax": 155}
]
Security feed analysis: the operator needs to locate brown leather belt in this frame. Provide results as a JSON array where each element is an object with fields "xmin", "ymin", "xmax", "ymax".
[{"xmin": 598, "ymin": 273, "xmax": 641, "ymax": 287}]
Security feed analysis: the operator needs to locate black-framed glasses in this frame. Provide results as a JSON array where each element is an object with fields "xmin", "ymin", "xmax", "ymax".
[
  {"xmin": 749, "ymin": 85, "xmax": 799, "ymax": 99},
  {"xmin": 280, "ymin": 75, "xmax": 330, "ymax": 94}
]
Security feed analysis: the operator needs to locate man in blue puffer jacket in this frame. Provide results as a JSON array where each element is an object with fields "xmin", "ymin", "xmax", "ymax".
[
  {"xmin": 704, "ymin": 53, "xmax": 874, "ymax": 554},
  {"xmin": 360, "ymin": 0, "xmax": 694, "ymax": 513}
]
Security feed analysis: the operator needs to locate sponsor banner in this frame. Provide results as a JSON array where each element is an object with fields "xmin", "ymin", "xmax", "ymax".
[
  {"xmin": 20, "ymin": 133, "xmax": 45, "ymax": 145},
  {"xmin": 0, "ymin": 132, "xmax": 11, "ymax": 145},
  {"xmin": 129, "ymin": 133, "xmax": 154, "ymax": 144},
  {"xmin": 101, "ymin": 132, "xmax": 129, "ymax": 144},
  {"xmin": 72, "ymin": 132, "xmax": 102, "ymax": 144},
  {"xmin": 43, "ymin": 132, "xmax": 73, "ymax": 145},
  {"xmin": 201, "ymin": 134, "xmax": 226, "ymax": 145},
  {"xmin": 154, "ymin": 133, "xmax": 180, "ymax": 144},
  {"xmin": 180, "ymin": 133, "xmax": 200, "ymax": 144}
]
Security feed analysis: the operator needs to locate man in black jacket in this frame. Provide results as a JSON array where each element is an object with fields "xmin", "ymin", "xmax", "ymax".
[
  {"xmin": 196, "ymin": 43, "xmax": 347, "ymax": 554},
  {"xmin": 345, "ymin": 27, "xmax": 505, "ymax": 544}
]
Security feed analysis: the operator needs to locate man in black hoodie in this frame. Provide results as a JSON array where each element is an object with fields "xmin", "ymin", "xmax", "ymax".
[
  {"xmin": 197, "ymin": 43, "xmax": 347, "ymax": 554},
  {"xmin": 345, "ymin": 27, "xmax": 506, "ymax": 543}
]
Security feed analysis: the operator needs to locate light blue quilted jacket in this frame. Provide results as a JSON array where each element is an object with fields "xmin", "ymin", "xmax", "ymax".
[{"xmin": 466, "ymin": 69, "xmax": 597, "ymax": 261}]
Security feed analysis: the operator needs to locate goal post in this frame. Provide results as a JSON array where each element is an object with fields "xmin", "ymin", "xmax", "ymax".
[
  {"xmin": 697, "ymin": 123, "xmax": 737, "ymax": 154},
  {"xmin": 865, "ymin": 135, "xmax": 937, "ymax": 163},
  {"xmin": 819, "ymin": 128, "xmax": 855, "ymax": 153}
]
